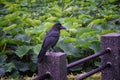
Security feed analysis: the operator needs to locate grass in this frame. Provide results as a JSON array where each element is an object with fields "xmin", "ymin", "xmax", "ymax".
[
  {"xmin": 1, "ymin": 73, "xmax": 100, "ymax": 80},
  {"xmin": 0, "ymin": 74, "xmax": 36, "ymax": 80},
  {"xmin": 68, "ymin": 72, "xmax": 101, "ymax": 80}
]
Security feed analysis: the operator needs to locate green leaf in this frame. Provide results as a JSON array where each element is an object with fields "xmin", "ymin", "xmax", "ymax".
[
  {"xmin": 59, "ymin": 42, "xmax": 80, "ymax": 57},
  {"xmin": 33, "ymin": 44, "xmax": 41, "ymax": 54},
  {"xmin": 76, "ymin": 28, "xmax": 99, "ymax": 48},
  {"xmin": 25, "ymin": 22, "xmax": 53, "ymax": 35},
  {"xmin": 64, "ymin": 37, "xmax": 76, "ymax": 43},
  {"xmin": 3, "ymin": 62, "xmax": 15, "ymax": 72},
  {"xmin": 0, "ymin": 20, "xmax": 8, "ymax": 26},
  {"xmin": 63, "ymin": 22, "xmax": 73, "ymax": 29},
  {"xmin": 94, "ymin": 61, "xmax": 100, "ymax": 67},
  {"xmin": 15, "ymin": 45, "xmax": 32, "ymax": 58},
  {"xmin": 14, "ymin": 34, "xmax": 31, "ymax": 43},
  {"xmin": 60, "ymin": 30, "xmax": 70, "ymax": 37},
  {"xmin": 10, "ymin": 70, "xmax": 19, "ymax": 78},
  {"xmin": 3, "ymin": 24, "xmax": 17, "ymax": 31},
  {"xmin": 43, "ymin": 22, "xmax": 54, "ymax": 31},
  {"xmin": 14, "ymin": 61, "xmax": 29, "ymax": 72},
  {"xmin": 76, "ymin": 38, "xmax": 91, "ymax": 48},
  {"xmin": 102, "ymin": 29, "xmax": 116, "ymax": 34},
  {"xmin": 76, "ymin": 28, "xmax": 96, "ymax": 38},
  {"xmin": 91, "ymin": 24, "xmax": 116, "ymax": 31},
  {"xmin": 0, "ymin": 55, "xmax": 7, "ymax": 66},
  {"xmin": 90, "ymin": 41, "xmax": 100, "ymax": 52},
  {"xmin": 29, "ymin": 62, "xmax": 37, "ymax": 72},
  {"xmin": 87, "ymin": 19, "xmax": 106, "ymax": 27},
  {"xmin": 47, "ymin": 16, "xmax": 57, "ymax": 21},
  {"xmin": 31, "ymin": 0, "xmax": 36, "ymax": 3},
  {"xmin": 31, "ymin": 55, "xmax": 37, "ymax": 63},
  {"xmin": 0, "ymin": 38, "xmax": 19, "ymax": 46},
  {"xmin": 79, "ymin": 14, "xmax": 93, "ymax": 23}
]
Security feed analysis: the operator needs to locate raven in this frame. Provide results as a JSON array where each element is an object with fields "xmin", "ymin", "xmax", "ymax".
[{"xmin": 38, "ymin": 23, "xmax": 66, "ymax": 63}]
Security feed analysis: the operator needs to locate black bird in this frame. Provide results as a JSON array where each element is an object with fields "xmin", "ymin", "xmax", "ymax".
[{"xmin": 38, "ymin": 23, "xmax": 66, "ymax": 63}]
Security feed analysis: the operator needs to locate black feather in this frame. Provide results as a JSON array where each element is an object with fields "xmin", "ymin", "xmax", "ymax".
[{"xmin": 38, "ymin": 23, "xmax": 66, "ymax": 63}]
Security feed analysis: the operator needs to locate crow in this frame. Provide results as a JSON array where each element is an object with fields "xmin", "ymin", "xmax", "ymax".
[{"xmin": 38, "ymin": 23, "xmax": 66, "ymax": 63}]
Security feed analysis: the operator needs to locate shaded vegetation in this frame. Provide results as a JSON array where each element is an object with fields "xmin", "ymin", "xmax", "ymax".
[{"xmin": 1, "ymin": 73, "xmax": 100, "ymax": 80}]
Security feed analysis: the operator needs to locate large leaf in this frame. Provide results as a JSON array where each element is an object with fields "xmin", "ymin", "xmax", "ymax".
[
  {"xmin": 14, "ymin": 34, "xmax": 31, "ymax": 43},
  {"xmin": 60, "ymin": 30, "xmax": 70, "ymax": 37},
  {"xmin": 64, "ymin": 37, "xmax": 76, "ymax": 43},
  {"xmin": 15, "ymin": 45, "xmax": 32, "ymax": 58},
  {"xmin": 76, "ymin": 28, "xmax": 99, "ymax": 48},
  {"xmin": 3, "ymin": 62, "xmax": 16, "ymax": 72},
  {"xmin": 3, "ymin": 24, "xmax": 17, "ymax": 31},
  {"xmin": 10, "ymin": 70, "xmax": 19, "ymax": 78},
  {"xmin": 78, "ymin": 14, "xmax": 93, "ymax": 24},
  {"xmin": 0, "ymin": 55, "xmax": 7, "ymax": 66},
  {"xmin": 14, "ymin": 61, "xmax": 29, "ymax": 72},
  {"xmin": 90, "ymin": 41, "xmax": 100, "ymax": 53},
  {"xmin": 33, "ymin": 44, "xmax": 41, "ymax": 54},
  {"xmin": 25, "ymin": 22, "xmax": 53, "ymax": 35},
  {"xmin": 31, "ymin": 55, "xmax": 37, "ymax": 63},
  {"xmin": 87, "ymin": 19, "xmax": 106, "ymax": 27},
  {"xmin": 0, "ymin": 38, "xmax": 21, "ymax": 46},
  {"xmin": 59, "ymin": 42, "xmax": 80, "ymax": 57},
  {"xmin": 29, "ymin": 62, "xmax": 37, "ymax": 72},
  {"xmin": 76, "ymin": 28, "xmax": 96, "ymax": 38}
]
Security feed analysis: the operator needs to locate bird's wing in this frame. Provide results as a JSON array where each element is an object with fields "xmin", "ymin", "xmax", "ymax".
[
  {"xmin": 46, "ymin": 30, "xmax": 59, "ymax": 38},
  {"xmin": 42, "ymin": 35, "xmax": 59, "ymax": 49}
]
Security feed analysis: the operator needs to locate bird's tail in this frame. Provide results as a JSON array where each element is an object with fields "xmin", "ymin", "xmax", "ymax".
[{"xmin": 37, "ymin": 49, "xmax": 46, "ymax": 63}]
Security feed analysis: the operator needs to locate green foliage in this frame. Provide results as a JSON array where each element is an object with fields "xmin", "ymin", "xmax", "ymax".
[
  {"xmin": 15, "ymin": 45, "xmax": 32, "ymax": 58},
  {"xmin": 0, "ymin": 0, "xmax": 120, "ymax": 78}
]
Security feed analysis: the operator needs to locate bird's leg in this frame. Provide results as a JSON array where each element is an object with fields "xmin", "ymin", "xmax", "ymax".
[
  {"xmin": 52, "ymin": 47, "xmax": 56, "ymax": 52},
  {"xmin": 49, "ymin": 47, "xmax": 56, "ymax": 53},
  {"xmin": 48, "ymin": 48, "xmax": 52, "ymax": 54}
]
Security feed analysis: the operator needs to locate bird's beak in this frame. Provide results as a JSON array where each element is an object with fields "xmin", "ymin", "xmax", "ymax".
[{"xmin": 60, "ymin": 26, "xmax": 66, "ymax": 30}]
